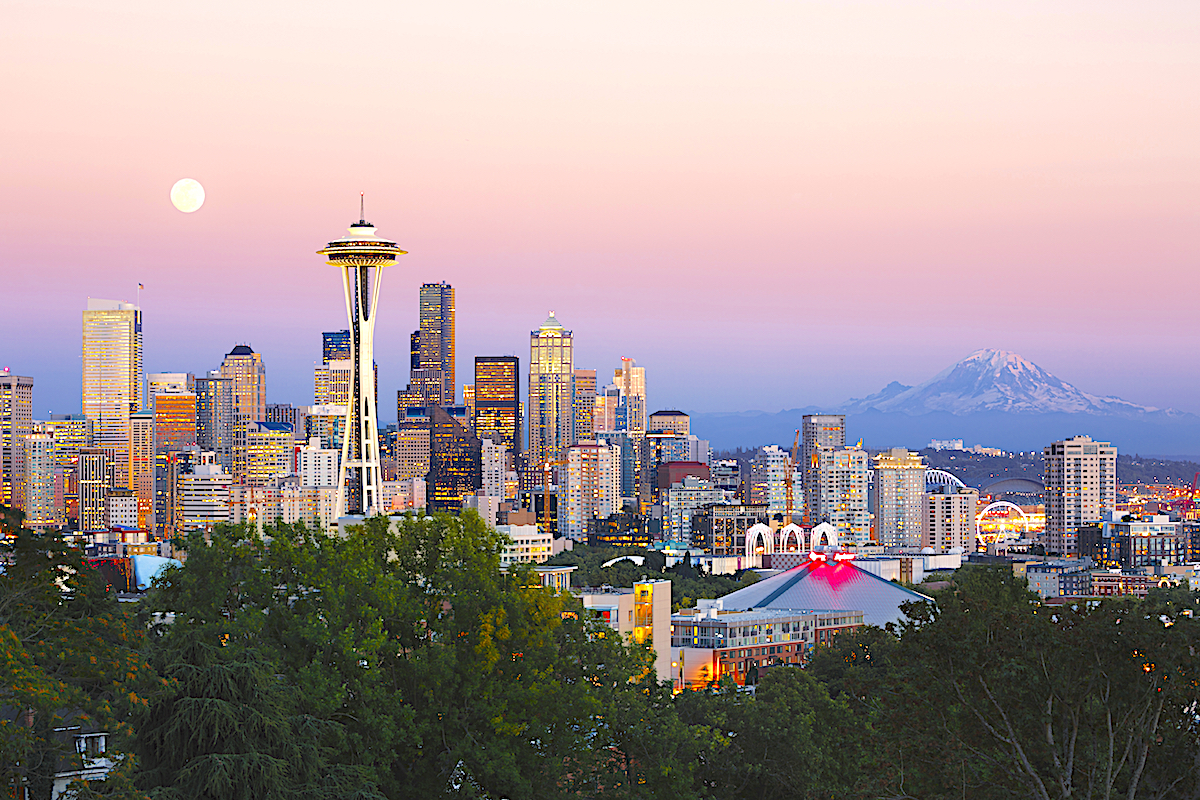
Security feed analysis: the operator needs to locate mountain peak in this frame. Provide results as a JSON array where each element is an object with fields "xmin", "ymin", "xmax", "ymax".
[{"xmin": 840, "ymin": 350, "xmax": 1160, "ymax": 417}]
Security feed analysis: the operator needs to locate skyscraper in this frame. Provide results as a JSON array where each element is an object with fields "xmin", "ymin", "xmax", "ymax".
[
  {"xmin": 572, "ymin": 369, "xmax": 597, "ymax": 444},
  {"xmin": 219, "ymin": 345, "xmax": 266, "ymax": 482},
  {"xmin": 802, "ymin": 414, "xmax": 845, "ymax": 519},
  {"xmin": 872, "ymin": 448, "xmax": 926, "ymax": 547},
  {"xmin": 614, "ymin": 358, "xmax": 647, "ymax": 437},
  {"xmin": 130, "ymin": 411, "xmax": 155, "ymax": 528},
  {"xmin": 529, "ymin": 313, "xmax": 573, "ymax": 471},
  {"xmin": 154, "ymin": 387, "xmax": 197, "ymax": 532},
  {"xmin": 812, "ymin": 446, "xmax": 870, "ymax": 544},
  {"xmin": 1044, "ymin": 435, "xmax": 1117, "ymax": 557},
  {"xmin": 0, "ymin": 369, "xmax": 33, "ymax": 508},
  {"xmin": 317, "ymin": 208, "xmax": 405, "ymax": 518},
  {"xmin": 18, "ymin": 432, "xmax": 61, "ymax": 530},
  {"xmin": 427, "ymin": 405, "xmax": 481, "ymax": 512},
  {"xmin": 82, "ymin": 298, "xmax": 142, "ymax": 489},
  {"xmin": 45, "ymin": 414, "xmax": 92, "ymax": 527},
  {"xmin": 420, "ymin": 282, "xmax": 456, "ymax": 406},
  {"xmin": 560, "ymin": 440, "xmax": 621, "ymax": 540},
  {"xmin": 195, "ymin": 374, "xmax": 234, "ymax": 473},
  {"xmin": 322, "ymin": 330, "xmax": 352, "ymax": 363},
  {"xmin": 78, "ymin": 446, "xmax": 115, "ymax": 533},
  {"xmin": 474, "ymin": 356, "xmax": 520, "ymax": 456}
]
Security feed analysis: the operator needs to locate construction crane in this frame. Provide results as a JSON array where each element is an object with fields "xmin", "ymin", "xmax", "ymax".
[{"xmin": 784, "ymin": 429, "xmax": 800, "ymax": 525}]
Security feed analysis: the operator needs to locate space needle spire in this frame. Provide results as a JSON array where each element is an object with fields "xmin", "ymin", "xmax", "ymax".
[{"xmin": 317, "ymin": 201, "xmax": 407, "ymax": 522}]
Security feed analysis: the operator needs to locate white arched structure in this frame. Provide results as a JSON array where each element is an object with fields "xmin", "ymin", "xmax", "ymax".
[
  {"xmin": 976, "ymin": 501, "xmax": 1029, "ymax": 540},
  {"xmin": 778, "ymin": 523, "xmax": 804, "ymax": 553},
  {"xmin": 745, "ymin": 523, "xmax": 774, "ymax": 557},
  {"xmin": 926, "ymin": 469, "xmax": 967, "ymax": 490},
  {"xmin": 810, "ymin": 522, "xmax": 839, "ymax": 551}
]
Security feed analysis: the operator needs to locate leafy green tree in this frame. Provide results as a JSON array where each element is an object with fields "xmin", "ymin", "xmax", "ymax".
[{"xmin": 0, "ymin": 524, "xmax": 153, "ymax": 800}]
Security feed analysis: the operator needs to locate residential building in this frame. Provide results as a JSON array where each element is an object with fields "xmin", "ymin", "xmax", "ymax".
[
  {"xmin": 613, "ymin": 358, "xmax": 647, "ymax": 437},
  {"xmin": 0, "ymin": 369, "xmax": 34, "ymax": 508},
  {"xmin": 1044, "ymin": 436, "xmax": 1117, "ymax": 556},
  {"xmin": 195, "ymin": 373, "xmax": 234, "ymax": 473},
  {"xmin": 810, "ymin": 446, "xmax": 870, "ymax": 544},
  {"xmin": 79, "ymin": 447, "xmax": 115, "ymax": 533},
  {"xmin": 45, "ymin": 415, "xmax": 93, "ymax": 526},
  {"xmin": 690, "ymin": 503, "xmax": 769, "ymax": 555},
  {"xmin": 572, "ymin": 369, "xmax": 597, "ymax": 444},
  {"xmin": 579, "ymin": 579, "xmax": 672, "ymax": 683},
  {"xmin": 559, "ymin": 440, "xmax": 621, "ymax": 540},
  {"xmin": 473, "ymin": 356, "xmax": 521, "ymax": 456},
  {"xmin": 749, "ymin": 445, "xmax": 800, "ymax": 518},
  {"xmin": 923, "ymin": 484, "xmax": 979, "ymax": 553},
  {"xmin": 1078, "ymin": 513, "xmax": 1185, "ymax": 569},
  {"xmin": 219, "ymin": 345, "xmax": 267, "ymax": 482},
  {"xmin": 497, "ymin": 523, "xmax": 553, "ymax": 566},
  {"xmin": 105, "ymin": 488, "xmax": 138, "ymax": 529},
  {"xmin": 665, "ymin": 475, "xmax": 725, "ymax": 542},
  {"xmin": 481, "ymin": 437, "xmax": 507, "ymax": 498},
  {"xmin": 529, "ymin": 313, "xmax": 573, "ymax": 471},
  {"xmin": 298, "ymin": 437, "xmax": 339, "ymax": 487},
  {"xmin": 802, "ymin": 414, "xmax": 845, "ymax": 519},
  {"xmin": 82, "ymin": 299, "xmax": 142, "ymax": 490},
  {"xmin": 304, "ymin": 404, "xmax": 346, "ymax": 451},
  {"xmin": 427, "ymin": 405, "xmax": 481, "ymax": 512},
  {"xmin": 19, "ymin": 432, "xmax": 62, "ymax": 530},
  {"xmin": 129, "ymin": 412, "xmax": 155, "ymax": 529},
  {"xmin": 873, "ymin": 448, "xmax": 926, "ymax": 547},
  {"xmin": 394, "ymin": 428, "xmax": 432, "ymax": 480},
  {"xmin": 177, "ymin": 453, "xmax": 232, "ymax": 531}
]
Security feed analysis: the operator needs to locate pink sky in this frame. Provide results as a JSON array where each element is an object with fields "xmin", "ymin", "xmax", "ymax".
[{"xmin": 3, "ymin": 1, "xmax": 1198, "ymax": 418}]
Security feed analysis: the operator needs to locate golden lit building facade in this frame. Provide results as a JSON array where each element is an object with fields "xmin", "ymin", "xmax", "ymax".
[
  {"xmin": 474, "ymin": 356, "xmax": 520, "ymax": 457},
  {"xmin": 219, "ymin": 345, "xmax": 266, "ymax": 482},
  {"xmin": 872, "ymin": 448, "xmax": 926, "ymax": 547},
  {"xmin": 0, "ymin": 369, "xmax": 34, "ymax": 508},
  {"xmin": 82, "ymin": 298, "xmax": 142, "ymax": 490},
  {"xmin": 245, "ymin": 421, "xmax": 294, "ymax": 488},
  {"xmin": 572, "ymin": 369, "xmax": 596, "ymax": 445},
  {"xmin": 529, "ymin": 313, "xmax": 573, "ymax": 471},
  {"xmin": 130, "ymin": 412, "xmax": 155, "ymax": 529}
]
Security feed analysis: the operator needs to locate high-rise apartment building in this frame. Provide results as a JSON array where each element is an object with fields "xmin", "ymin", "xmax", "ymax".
[
  {"xmin": 297, "ymin": 438, "xmax": 339, "ymax": 488},
  {"xmin": 147, "ymin": 373, "xmax": 193, "ymax": 403},
  {"xmin": 394, "ymin": 429, "xmax": 432, "ymax": 481},
  {"xmin": 594, "ymin": 384, "xmax": 621, "ymax": 433},
  {"xmin": 18, "ymin": 433, "xmax": 61, "ymax": 530},
  {"xmin": 195, "ymin": 374, "xmax": 234, "ymax": 472},
  {"xmin": 923, "ymin": 485, "xmax": 979, "ymax": 554},
  {"xmin": 79, "ymin": 447, "xmax": 115, "ymax": 533},
  {"xmin": 219, "ymin": 345, "xmax": 266, "ymax": 482},
  {"xmin": 130, "ymin": 411, "xmax": 155, "ymax": 528},
  {"xmin": 481, "ymin": 437, "xmax": 507, "ymax": 498},
  {"xmin": 427, "ymin": 406, "xmax": 481, "ymax": 512},
  {"xmin": 153, "ymin": 390, "xmax": 196, "ymax": 533},
  {"xmin": 560, "ymin": 440, "xmax": 621, "ymax": 540},
  {"xmin": 1044, "ymin": 435, "xmax": 1117, "ymax": 556},
  {"xmin": 572, "ymin": 369, "xmax": 597, "ymax": 444},
  {"xmin": 82, "ymin": 298, "xmax": 142, "ymax": 490},
  {"xmin": 0, "ymin": 369, "xmax": 33, "ymax": 508},
  {"xmin": 802, "ymin": 414, "xmax": 845, "ymax": 518},
  {"xmin": 474, "ymin": 356, "xmax": 520, "ymax": 457},
  {"xmin": 872, "ymin": 448, "xmax": 926, "ymax": 547},
  {"xmin": 811, "ymin": 446, "xmax": 870, "ymax": 544},
  {"xmin": 529, "ymin": 313, "xmax": 574, "ymax": 471},
  {"xmin": 613, "ymin": 358, "xmax": 647, "ymax": 437},
  {"xmin": 177, "ymin": 453, "xmax": 232, "ymax": 532},
  {"xmin": 44, "ymin": 414, "xmax": 92, "ymax": 526}
]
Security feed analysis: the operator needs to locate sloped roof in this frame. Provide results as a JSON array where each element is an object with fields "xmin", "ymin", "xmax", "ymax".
[{"xmin": 718, "ymin": 559, "xmax": 931, "ymax": 628}]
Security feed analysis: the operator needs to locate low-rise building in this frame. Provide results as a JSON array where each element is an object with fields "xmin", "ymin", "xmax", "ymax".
[
  {"xmin": 497, "ymin": 522, "xmax": 553, "ymax": 566},
  {"xmin": 579, "ymin": 579, "xmax": 672, "ymax": 682}
]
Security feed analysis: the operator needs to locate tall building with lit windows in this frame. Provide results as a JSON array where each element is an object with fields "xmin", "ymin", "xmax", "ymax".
[
  {"xmin": 18, "ymin": 432, "xmax": 61, "ymax": 530},
  {"xmin": 219, "ymin": 345, "xmax": 266, "ymax": 482},
  {"xmin": 529, "ymin": 313, "xmax": 573, "ymax": 472},
  {"xmin": 572, "ymin": 369, "xmax": 597, "ymax": 444},
  {"xmin": 811, "ymin": 446, "xmax": 870, "ymax": 544},
  {"xmin": 872, "ymin": 448, "xmax": 926, "ymax": 547},
  {"xmin": 1044, "ymin": 435, "xmax": 1117, "ymax": 557},
  {"xmin": 802, "ymin": 414, "xmax": 845, "ymax": 520},
  {"xmin": 559, "ymin": 440, "xmax": 621, "ymax": 540},
  {"xmin": 130, "ymin": 412, "xmax": 155, "ymax": 528},
  {"xmin": 420, "ymin": 282, "xmax": 455, "ymax": 406},
  {"xmin": 613, "ymin": 358, "xmax": 647, "ymax": 438},
  {"xmin": 474, "ymin": 356, "xmax": 520, "ymax": 457},
  {"xmin": 153, "ymin": 388, "xmax": 197, "ymax": 532},
  {"xmin": 82, "ymin": 298, "xmax": 142, "ymax": 489},
  {"xmin": 195, "ymin": 374, "xmax": 234, "ymax": 473},
  {"xmin": 427, "ymin": 406, "xmax": 481, "ymax": 512},
  {"xmin": 0, "ymin": 369, "xmax": 33, "ymax": 508}
]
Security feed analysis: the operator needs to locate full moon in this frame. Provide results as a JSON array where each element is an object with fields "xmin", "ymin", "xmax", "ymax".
[{"xmin": 170, "ymin": 178, "xmax": 205, "ymax": 213}]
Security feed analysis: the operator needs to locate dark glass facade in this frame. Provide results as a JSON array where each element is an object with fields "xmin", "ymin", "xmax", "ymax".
[
  {"xmin": 474, "ymin": 356, "xmax": 521, "ymax": 456},
  {"xmin": 428, "ymin": 405, "xmax": 481, "ymax": 512}
]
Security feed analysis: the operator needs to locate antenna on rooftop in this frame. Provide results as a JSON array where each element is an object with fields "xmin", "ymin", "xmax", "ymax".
[{"xmin": 359, "ymin": 193, "xmax": 365, "ymax": 223}]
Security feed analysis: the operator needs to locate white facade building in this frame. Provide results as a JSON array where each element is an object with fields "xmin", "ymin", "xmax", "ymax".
[
  {"xmin": 298, "ymin": 437, "xmax": 339, "ymax": 487},
  {"xmin": 559, "ymin": 440, "xmax": 621, "ymax": 540},
  {"xmin": 923, "ymin": 485, "xmax": 979, "ymax": 553},
  {"xmin": 481, "ymin": 437, "xmax": 507, "ymax": 497},
  {"xmin": 812, "ymin": 447, "xmax": 870, "ymax": 545},
  {"xmin": 177, "ymin": 456, "xmax": 232, "ymax": 531},
  {"xmin": 498, "ymin": 523, "xmax": 553, "ymax": 565},
  {"xmin": 1044, "ymin": 436, "xmax": 1117, "ymax": 556},
  {"xmin": 872, "ymin": 448, "xmax": 926, "ymax": 547},
  {"xmin": 665, "ymin": 476, "xmax": 726, "ymax": 543}
]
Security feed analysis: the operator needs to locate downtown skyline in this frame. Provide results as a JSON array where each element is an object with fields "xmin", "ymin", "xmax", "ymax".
[{"xmin": 4, "ymin": 1, "xmax": 1199, "ymax": 419}]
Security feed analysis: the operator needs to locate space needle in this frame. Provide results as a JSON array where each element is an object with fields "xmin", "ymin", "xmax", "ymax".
[{"xmin": 318, "ymin": 197, "xmax": 406, "ymax": 520}]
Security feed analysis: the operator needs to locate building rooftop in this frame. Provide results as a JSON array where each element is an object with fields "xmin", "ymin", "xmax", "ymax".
[
  {"xmin": 227, "ymin": 345, "xmax": 255, "ymax": 356},
  {"xmin": 714, "ymin": 559, "xmax": 931, "ymax": 628}
]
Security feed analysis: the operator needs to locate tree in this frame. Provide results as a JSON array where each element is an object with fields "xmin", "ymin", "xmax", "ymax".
[{"xmin": 0, "ymin": 526, "xmax": 153, "ymax": 800}]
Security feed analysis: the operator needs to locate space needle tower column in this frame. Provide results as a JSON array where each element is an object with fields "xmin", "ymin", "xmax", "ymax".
[{"xmin": 317, "ymin": 199, "xmax": 406, "ymax": 520}]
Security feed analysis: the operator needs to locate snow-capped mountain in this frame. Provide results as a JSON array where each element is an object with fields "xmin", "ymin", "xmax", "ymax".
[{"xmin": 839, "ymin": 349, "xmax": 1167, "ymax": 418}]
